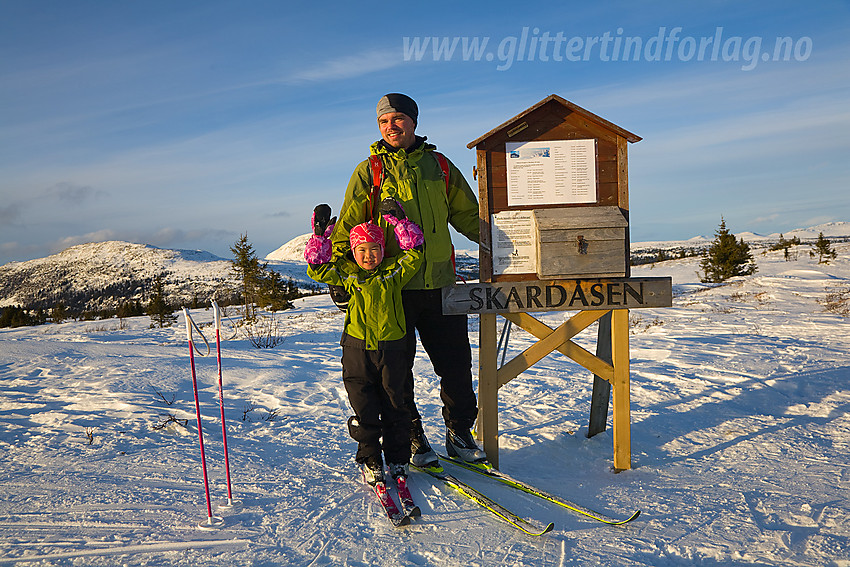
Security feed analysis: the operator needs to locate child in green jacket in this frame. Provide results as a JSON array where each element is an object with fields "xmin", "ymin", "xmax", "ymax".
[{"xmin": 305, "ymin": 201, "xmax": 424, "ymax": 485}]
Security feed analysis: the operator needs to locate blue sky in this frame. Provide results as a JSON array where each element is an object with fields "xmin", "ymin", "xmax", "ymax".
[{"xmin": 2, "ymin": 1, "xmax": 848, "ymax": 265}]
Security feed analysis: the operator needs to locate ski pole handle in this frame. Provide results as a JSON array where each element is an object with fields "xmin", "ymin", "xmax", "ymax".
[
  {"xmin": 212, "ymin": 301, "xmax": 221, "ymax": 331},
  {"xmin": 183, "ymin": 307, "xmax": 192, "ymax": 342}
]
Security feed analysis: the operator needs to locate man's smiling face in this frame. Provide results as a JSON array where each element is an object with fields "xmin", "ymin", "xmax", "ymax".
[{"xmin": 378, "ymin": 112, "xmax": 416, "ymax": 149}]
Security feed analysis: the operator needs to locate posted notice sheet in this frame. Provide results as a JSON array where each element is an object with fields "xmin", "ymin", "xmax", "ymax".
[
  {"xmin": 506, "ymin": 139, "xmax": 597, "ymax": 206},
  {"xmin": 491, "ymin": 210, "xmax": 536, "ymax": 275}
]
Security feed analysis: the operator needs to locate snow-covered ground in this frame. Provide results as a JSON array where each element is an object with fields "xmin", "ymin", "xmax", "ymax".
[{"xmin": 1, "ymin": 242, "xmax": 849, "ymax": 566}]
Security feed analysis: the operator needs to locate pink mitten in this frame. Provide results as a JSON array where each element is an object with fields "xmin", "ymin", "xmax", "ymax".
[
  {"xmin": 304, "ymin": 234, "xmax": 332, "ymax": 265},
  {"xmin": 391, "ymin": 219, "xmax": 424, "ymax": 250}
]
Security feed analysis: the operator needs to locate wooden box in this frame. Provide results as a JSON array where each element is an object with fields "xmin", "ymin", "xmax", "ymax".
[{"xmin": 533, "ymin": 206, "xmax": 628, "ymax": 279}]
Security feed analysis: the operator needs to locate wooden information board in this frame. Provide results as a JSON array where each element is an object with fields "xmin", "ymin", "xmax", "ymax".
[{"xmin": 456, "ymin": 95, "xmax": 671, "ymax": 470}]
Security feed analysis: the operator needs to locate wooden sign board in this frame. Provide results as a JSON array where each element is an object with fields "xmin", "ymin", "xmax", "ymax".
[
  {"xmin": 468, "ymin": 95, "xmax": 642, "ymax": 284},
  {"xmin": 442, "ymin": 277, "xmax": 672, "ymax": 315}
]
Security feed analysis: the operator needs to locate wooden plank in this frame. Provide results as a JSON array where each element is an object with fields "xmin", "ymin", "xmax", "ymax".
[
  {"xmin": 538, "ymin": 227, "xmax": 625, "ymax": 242},
  {"xmin": 598, "ymin": 182, "xmax": 620, "ymax": 206},
  {"xmin": 502, "ymin": 312, "xmax": 614, "ymax": 384},
  {"xmin": 611, "ymin": 309, "xmax": 631, "ymax": 471},
  {"xmin": 477, "ymin": 149, "xmax": 494, "ymax": 282},
  {"xmin": 477, "ymin": 313, "xmax": 499, "ymax": 467},
  {"xmin": 496, "ymin": 310, "xmax": 606, "ymax": 388},
  {"xmin": 537, "ymin": 240, "xmax": 627, "ymax": 279},
  {"xmin": 617, "ymin": 135, "xmax": 630, "ymax": 210},
  {"xmin": 442, "ymin": 277, "xmax": 673, "ymax": 314},
  {"xmin": 588, "ymin": 311, "xmax": 612, "ymax": 437},
  {"xmin": 533, "ymin": 206, "xmax": 627, "ymax": 230}
]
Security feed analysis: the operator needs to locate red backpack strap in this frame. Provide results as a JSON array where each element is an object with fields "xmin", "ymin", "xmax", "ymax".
[
  {"xmin": 433, "ymin": 151, "xmax": 450, "ymax": 195},
  {"xmin": 366, "ymin": 155, "xmax": 383, "ymax": 222},
  {"xmin": 433, "ymin": 152, "xmax": 461, "ymax": 280}
]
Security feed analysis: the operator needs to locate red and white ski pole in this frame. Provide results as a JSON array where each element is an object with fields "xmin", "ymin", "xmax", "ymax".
[
  {"xmin": 212, "ymin": 301, "xmax": 240, "ymax": 510},
  {"xmin": 184, "ymin": 307, "xmax": 224, "ymax": 530}
]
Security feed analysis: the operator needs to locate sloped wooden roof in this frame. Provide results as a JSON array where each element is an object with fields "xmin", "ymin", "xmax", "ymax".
[{"xmin": 467, "ymin": 94, "xmax": 641, "ymax": 148}]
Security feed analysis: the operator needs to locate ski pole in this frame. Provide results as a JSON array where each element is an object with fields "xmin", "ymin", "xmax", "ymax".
[
  {"xmin": 212, "ymin": 301, "xmax": 240, "ymax": 509},
  {"xmin": 183, "ymin": 307, "xmax": 223, "ymax": 530}
]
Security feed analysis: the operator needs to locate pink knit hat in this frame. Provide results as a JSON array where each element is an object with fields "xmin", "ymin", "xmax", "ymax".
[{"xmin": 349, "ymin": 222, "xmax": 385, "ymax": 253}]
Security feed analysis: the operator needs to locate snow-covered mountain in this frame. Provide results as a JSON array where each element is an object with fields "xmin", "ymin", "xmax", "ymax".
[
  {"xmin": 632, "ymin": 221, "xmax": 850, "ymax": 251},
  {"xmin": 266, "ymin": 233, "xmax": 311, "ymax": 262},
  {"xmin": 2, "ymin": 222, "xmax": 847, "ymax": 313},
  {"xmin": 0, "ymin": 241, "xmax": 238, "ymax": 312}
]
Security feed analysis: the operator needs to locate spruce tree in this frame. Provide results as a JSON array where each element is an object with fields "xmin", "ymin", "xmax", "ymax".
[
  {"xmin": 812, "ymin": 232, "xmax": 837, "ymax": 264},
  {"xmin": 699, "ymin": 217, "xmax": 758, "ymax": 283},
  {"xmin": 147, "ymin": 274, "xmax": 177, "ymax": 328},
  {"xmin": 230, "ymin": 233, "xmax": 266, "ymax": 320},
  {"xmin": 52, "ymin": 302, "xmax": 68, "ymax": 324},
  {"xmin": 258, "ymin": 271, "xmax": 299, "ymax": 312}
]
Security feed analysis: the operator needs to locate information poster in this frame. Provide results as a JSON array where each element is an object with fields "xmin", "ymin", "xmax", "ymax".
[
  {"xmin": 506, "ymin": 139, "xmax": 597, "ymax": 206},
  {"xmin": 491, "ymin": 210, "xmax": 536, "ymax": 275}
]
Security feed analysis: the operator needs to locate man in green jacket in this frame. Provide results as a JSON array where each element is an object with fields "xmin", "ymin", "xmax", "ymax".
[{"xmin": 331, "ymin": 93, "xmax": 487, "ymax": 467}]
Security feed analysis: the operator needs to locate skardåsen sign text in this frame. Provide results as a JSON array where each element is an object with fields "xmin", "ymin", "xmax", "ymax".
[{"xmin": 442, "ymin": 277, "xmax": 672, "ymax": 315}]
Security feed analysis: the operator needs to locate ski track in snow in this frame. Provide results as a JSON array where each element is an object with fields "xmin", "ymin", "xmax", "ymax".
[{"xmin": 0, "ymin": 244, "xmax": 849, "ymax": 565}]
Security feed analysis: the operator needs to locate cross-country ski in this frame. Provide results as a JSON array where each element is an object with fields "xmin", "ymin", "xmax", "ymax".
[
  {"xmin": 438, "ymin": 453, "xmax": 641, "ymax": 525},
  {"xmin": 412, "ymin": 464, "xmax": 555, "ymax": 536}
]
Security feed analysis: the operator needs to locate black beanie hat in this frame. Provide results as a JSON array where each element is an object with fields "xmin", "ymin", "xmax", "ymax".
[{"xmin": 376, "ymin": 93, "xmax": 418, "ymax": 125}]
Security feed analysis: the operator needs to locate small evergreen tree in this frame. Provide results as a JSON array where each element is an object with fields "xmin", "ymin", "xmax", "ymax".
[
  {"xmin": 147, "ymin": 274, "xmax": 177, "ymax": 328},
  {"xmin": 258, "ymin": 271, "xmax": 299, "ymax": 312},
  {"xmin": 51, "ymin": 302, "xmax": 67, "ymax": 324},
  {"xmin": 812, "ymin": 232, "xmax": 837, "ymax": 264},
  {"xmin": 117, "ymin": 300, "xmax": 144, "ymax": 321},
  {"xmin": 699, "ymin": 217, "xmax": 758, "ymax": 283},
  {"xmin": 230, "ymin": 233, "xmax": 267, "ymax": 320},
  {"xmin": 770, "ymin": 234, "xmax": 802, "ymax": 255}
]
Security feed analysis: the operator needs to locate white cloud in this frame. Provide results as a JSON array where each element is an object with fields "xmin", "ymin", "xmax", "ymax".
[{"xmin": 287, "ymin": 49, "xmax": 400, "ymax": 83}]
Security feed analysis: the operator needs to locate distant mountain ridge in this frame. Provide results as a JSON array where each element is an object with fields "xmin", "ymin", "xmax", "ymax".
[
  {"xmin": 2, "ymin": 222, "xmax": 847, "ymax": 314},
  {"xmin": 0, "ymin": 241, "xmax": 238, "ymax": 313},
  {"xmin": 631, "ymin": 221, "xmax": 850, "ymax": 250}
]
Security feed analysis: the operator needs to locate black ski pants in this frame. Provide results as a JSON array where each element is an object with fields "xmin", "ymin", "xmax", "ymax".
[
  {"xmin": 402, "ymin": 288, "xmax": 478, "ymax": 432},
  {"xmin": 342, "ymin": 346, "xmax": 412, "ymax": 466}
]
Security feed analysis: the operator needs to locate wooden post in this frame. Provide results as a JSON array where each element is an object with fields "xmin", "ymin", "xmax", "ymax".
[
  {"xmin": 477, "ymin": 313, "xmax": 499, "ymax": 468},
  {"xmin": 588, "ymin": 310, "xmax": 612, "ymax": 438},
  {"xmin": 611, "ymin": 308, "xmax": 631, "ymax": 471}
]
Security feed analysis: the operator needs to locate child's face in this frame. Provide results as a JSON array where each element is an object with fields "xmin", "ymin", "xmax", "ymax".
[{"xmin": 353, "ymin": 242, "xmax": 383, "ymax": 270}]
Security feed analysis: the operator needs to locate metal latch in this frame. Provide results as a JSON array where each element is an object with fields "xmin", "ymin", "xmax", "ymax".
[{"xmin": 577, "ymin": 235, "xmax": 588, "ymax": 254}]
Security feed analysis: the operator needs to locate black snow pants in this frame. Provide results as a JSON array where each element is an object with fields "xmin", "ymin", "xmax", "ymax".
[
  {"xmin": 342, "ymin": 346, "xmax": 412, "ymax": 466},
  {"xmin": 402, "ymin": 288, "xmax": 478, "ymax": 433}
]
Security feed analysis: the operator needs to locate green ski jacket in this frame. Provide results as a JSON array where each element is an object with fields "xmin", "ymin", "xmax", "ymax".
[
  {"xmin": 307, "ymin": 248, "xmax": 422, "ymax": 350},
  {"xmin": 331, "ymin": 139, "xmax": 479, "ymax": 291}
]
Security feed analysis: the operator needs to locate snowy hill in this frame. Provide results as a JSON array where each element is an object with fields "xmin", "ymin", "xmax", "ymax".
[
  {"xmin": 0, "ymin": 240, "xmax": 318, "ymax": 314},
  {"xmin": 0, "ymin": 241, "xmax": 239, "ymax": 312},
  {"xmin": 0, "ymin": 236, "xmax": 848, "ymax": 564},
  {"xmin": 266, "ymin": 233, "xmax": 311, "ymax": 262},
  {"xmin": 2, "ymin": 222, "xmax": 846, "ymax": 315},
  {"xmin": 632, "ymin": 221, "xmax": 850, "ymax": 252}
]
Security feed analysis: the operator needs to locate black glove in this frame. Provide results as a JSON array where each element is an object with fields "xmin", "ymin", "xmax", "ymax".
[
  {"xmin": 379, "ymin": 198, "xmax": 406, "ymax": 221},
  {"xmin": 312, "ymin": 204, "xmax": 335, "ymax": 236}
]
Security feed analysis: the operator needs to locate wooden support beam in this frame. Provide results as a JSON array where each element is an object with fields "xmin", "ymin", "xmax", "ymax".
[
  {"xmin": 497, "ymin": 310, "xmax": 607, "ymax": 387},
  {"xmin": 611, "ymin": 309, "xmax": 631, "ymax": 471},
  {"xmin": 501, "ymin": 311, "xmax": 613, "ymax": 386},
  {"xmin": 588, "ymin": 311, "xmax": 613, "ymax": 438},
  {"xmin": 477, "ymin": 313, "xmax": 499, "ymax": 468}
]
